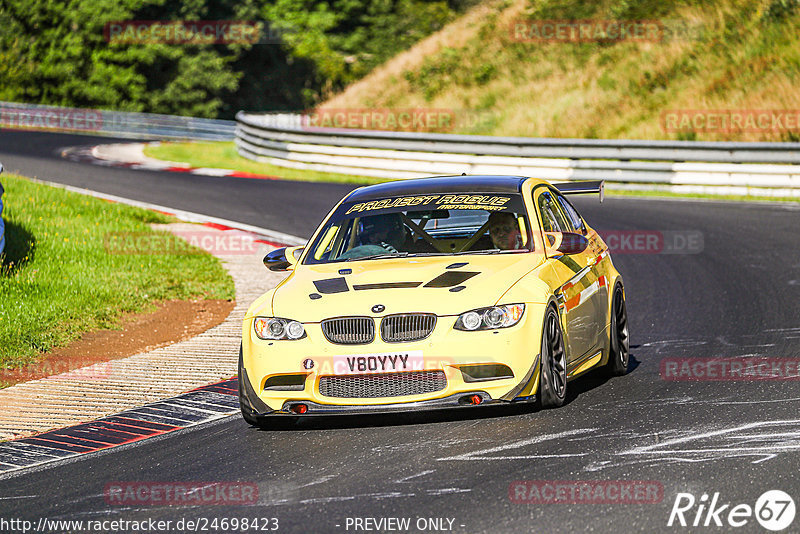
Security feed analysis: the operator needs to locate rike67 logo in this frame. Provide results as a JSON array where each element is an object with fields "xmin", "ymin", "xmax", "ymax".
[{"xmin": 668, "ymin": 490, "xmax": 796, "ymax": 531}]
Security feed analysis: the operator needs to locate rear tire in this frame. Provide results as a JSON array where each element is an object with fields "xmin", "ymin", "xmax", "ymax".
[
  {"xmin": 537, "ymin": 306, "xmax": 567, "ymax": 409},
  {"xmin": 605, "ymin": 284, "xmax": 629, "ymax": 377}
]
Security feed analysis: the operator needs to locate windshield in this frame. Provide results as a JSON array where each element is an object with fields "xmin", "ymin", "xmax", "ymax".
[{"xmin": 304, "ymin": 192, "xmax": 534, "ymax": 264}]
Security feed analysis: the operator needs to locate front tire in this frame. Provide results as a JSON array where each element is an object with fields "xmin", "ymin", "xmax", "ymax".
[
  {"xmin": 604, "ymin": 284, "xmax": 629, "ymax": 376},
  {"xmin": 537, "ymin": 306, "xmax": 567, "ymax": 408}
]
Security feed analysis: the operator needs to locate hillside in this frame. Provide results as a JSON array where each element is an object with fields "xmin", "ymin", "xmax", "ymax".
[{"xmin": 322, "ymin": 0, "xmax": 800, "ymax": 141}]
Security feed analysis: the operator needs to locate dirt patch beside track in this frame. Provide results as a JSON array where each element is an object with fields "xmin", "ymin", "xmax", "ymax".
[{"xmin": 0, "ymin": 298, "xmax": 234, "ymax": 387}]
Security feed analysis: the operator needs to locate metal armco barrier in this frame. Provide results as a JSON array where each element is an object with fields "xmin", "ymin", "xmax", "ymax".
[
  {"xmin": 235, "ymin": 112, "xmax": 800, "ymax": 194},
  {"xmin": 1, "ymin": 101, "xmax": 235, "ymax": 141}
]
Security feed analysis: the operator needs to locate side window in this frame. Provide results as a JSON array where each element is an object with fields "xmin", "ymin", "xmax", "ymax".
[
  {"xmin": 537, "ymin": 190, "xmax": 571, "ymax": 232},
  {"xmin": 556, "ymin": 193, "xmax": 585, "ymax": 232}
]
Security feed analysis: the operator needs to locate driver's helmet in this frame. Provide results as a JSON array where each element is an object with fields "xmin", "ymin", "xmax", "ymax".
[{"xmin": 359, "ymin": 213, "xmax": 406, "ymax": 248}]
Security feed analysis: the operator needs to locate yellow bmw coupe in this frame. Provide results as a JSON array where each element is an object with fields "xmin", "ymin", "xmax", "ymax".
[{"xmin": 238, "ymin": 175, "xmax": 627, "ymax": 424}]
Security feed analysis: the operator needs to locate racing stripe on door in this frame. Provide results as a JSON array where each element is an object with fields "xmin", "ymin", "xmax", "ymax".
[
  {"xmin": 0, "ymin": 378, "xmax": 240, "ymax": 476},
  {"xmin": 563, "ymin": 275, "xmax": 607, "ymax": 312},
  {"xmin": 557, "ymin": 255, "xmax": 583, "ymax": 274},
  {"xmin": 592, "ymin": 249, "xmax": 609, "ymax": 266}
]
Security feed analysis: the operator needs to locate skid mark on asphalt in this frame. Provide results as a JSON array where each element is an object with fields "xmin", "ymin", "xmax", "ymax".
[
  {"xmin": 371, "ymin": 438, "xmax": 479, "ymax": 454},
  {"xmin": 0, "ymin": 379, "xmax": 239, "ymax": 477},
  {"xmin": 257, "ymin": 469, "xmax": 469, "ymax": 506},
  {"xmin": 426, "ymin": 488, "xmax": 472, "ymax": 495},
  {"xmin": 436, "ymin": 419, "xmax": 800, "ymax": 471},
  {"xmin": 639, "ymin": 329, "xmax": 800, "ymax": 355},
  {"xmin": 299, "ymin": 492, "xmax": 415, "ymax": 505},
  {"xmin": 618, "ymin": 419, "xmax": 800, "ymax": 464},
  {"xmin": 395, "ymin": 470, "xmax": 435, "ymax": 483},
  {"xmin": 298, "ymin": 475, "xmax": 338, "ymax": 488},
  {"xmin": 286, "ymin": 489, "xmax": 471, "ymax": 507},
  {"xmin": 436, "ymin": 428, "xmax": 596, "ymax": 461},
  {"xmin": 588, "ymin": 395, "xmax": 800, "ymax": 412},
  {"xmin": 707, "ymin": 396, "xmax": 800, "ymax": 405}
]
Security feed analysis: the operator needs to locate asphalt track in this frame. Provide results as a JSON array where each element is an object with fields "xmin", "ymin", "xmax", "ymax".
[{"xmin": 2, "ymin": 130, "xmax": 800, "ymax": 533}]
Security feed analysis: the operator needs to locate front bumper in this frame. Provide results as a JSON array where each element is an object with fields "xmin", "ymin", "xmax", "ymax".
[
  {"xmin": 240, "ymin": 310, "xmax": 544, "ymax": 415},
  {"xmin": 243, "ymin": 389, "xmax": 536, "ymax": 417},
  {"xmin": 279, "ymin": 392, "xmax": 534, "ymax": 415}
]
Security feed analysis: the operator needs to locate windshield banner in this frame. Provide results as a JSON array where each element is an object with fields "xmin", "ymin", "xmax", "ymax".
[{"xmin": 345, "ymin": 194, "xmax": 512, "ymax": 215}]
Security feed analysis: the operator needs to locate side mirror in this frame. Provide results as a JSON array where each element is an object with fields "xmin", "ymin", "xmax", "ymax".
[
  {"xmin": 544, "ymin": 232, "xmax": 589, "ymax": 256},
  {"xmin": 263, "ymin": 246, "xmax": 304, "ymax": 271}
]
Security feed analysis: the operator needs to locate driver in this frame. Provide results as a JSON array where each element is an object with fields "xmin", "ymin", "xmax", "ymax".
[
  {"xmin": 360, "ymin": 213, "xmax": 407, "ymax": 253},
  {"xmin": 488, "ymin": 212, "xmax": 523, "ymax": 250}
]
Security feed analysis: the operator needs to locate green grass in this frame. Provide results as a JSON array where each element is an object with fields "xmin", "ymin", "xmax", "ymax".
[
  {"xmin": 145, "ymin": 141, "xmax": 386, "ymax": 185},
  {"xmin": 0, "ymin": 174, "xmax": 235, "ymax": 369},
  {"xmin": 324, "ymin": 0, "xmax": 800, "ymax": 142},
  {"xmin": 606, "ymin": 188, "xmax": 800, "ymax": 204}
]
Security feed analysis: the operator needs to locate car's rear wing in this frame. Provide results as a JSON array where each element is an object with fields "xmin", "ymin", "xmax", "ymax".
[{"xmin": 553, "ymin": 180, "xmax": 604, "ymax": 202}]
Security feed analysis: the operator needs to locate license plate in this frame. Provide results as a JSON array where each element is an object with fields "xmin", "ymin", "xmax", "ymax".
[{"xmin": 333, "ymin": 351, "xmax": 424, "ymax": 375}]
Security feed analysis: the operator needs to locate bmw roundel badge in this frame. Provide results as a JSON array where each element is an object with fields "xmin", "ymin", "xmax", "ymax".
[{"xmin": 372, "ymin": 304, "xmax": 385, "ymax": 313}]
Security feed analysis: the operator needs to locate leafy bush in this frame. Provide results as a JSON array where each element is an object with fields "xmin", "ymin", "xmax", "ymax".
[{"xmin": 0, "ymin": 0, "xmax": 472, "ymax": 117}]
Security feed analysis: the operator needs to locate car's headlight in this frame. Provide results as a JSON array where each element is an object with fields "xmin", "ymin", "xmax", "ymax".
[
  {"xmin": 254, "ymin": 317, "xmax": 306, "ymax": 340},
  {"xmin": 454, "ymin": 304, "xmax": 525, "ymax": 331}
]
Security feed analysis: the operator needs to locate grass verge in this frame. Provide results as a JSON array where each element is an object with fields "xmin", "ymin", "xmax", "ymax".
[
  {"xmin": 323, "ymin": 0, "xmax": 800, "ymax": 142},
  {"xmin": 145, "ymin": 141, "xmax": 385, "ymax": 185},
  {"xmin": 606, "ymin": 188, "xmax": 800, "ymax": 204},
  {"xmin": 0, "ymin": 174, "xmax": 235, "ymax": 369}
]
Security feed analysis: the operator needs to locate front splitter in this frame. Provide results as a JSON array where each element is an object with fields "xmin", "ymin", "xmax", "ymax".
[{"xmin": 267, "ymin": 391, "xmax": 536, "ymax": 416}]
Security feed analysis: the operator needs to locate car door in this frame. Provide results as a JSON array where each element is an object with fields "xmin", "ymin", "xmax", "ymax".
[
  {"xmin": 535, "ymin": 188, "xmax": 602, "ymax": 363},
  {"xmin": 554, "ymin": 191, "xmax": 609, "ymax": 354}
]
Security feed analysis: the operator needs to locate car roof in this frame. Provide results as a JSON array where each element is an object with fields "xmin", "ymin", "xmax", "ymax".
[{"xmin": 346, "ymin": 175, "xmax": 546, "ymax": 202}]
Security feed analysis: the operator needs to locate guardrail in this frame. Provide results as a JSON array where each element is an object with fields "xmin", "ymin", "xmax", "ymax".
[
  {"xmin": 235, "ymin": 112, "xmax": 800, "ymax": 195},
  {"xmin": 1, "ymin": 101, "xmax": 235, "ymax": 141}
]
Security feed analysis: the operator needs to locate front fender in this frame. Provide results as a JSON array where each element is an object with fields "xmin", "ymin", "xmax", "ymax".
[
  {"xmin": 495, "ymin": 264, "xmax": 553, "ymax": 306},
  {"xmin": 244, "ymin": 289, "xmax": 276, "ymax": 321}
]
